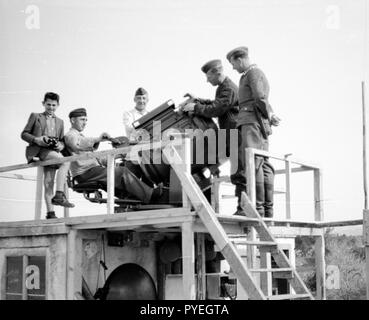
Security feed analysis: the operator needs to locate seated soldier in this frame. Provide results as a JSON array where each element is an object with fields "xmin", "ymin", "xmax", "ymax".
[{"xmin": 64, "ymin": 108, "xmax": 166, "ymax": 204}]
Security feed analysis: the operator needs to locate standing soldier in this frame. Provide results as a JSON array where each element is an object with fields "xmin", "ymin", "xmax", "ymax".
[
  {"xmin": 123, "ymin": 87, "xmax": 149, "ymax": 141},
  {"xmin": 181, "ymin": 59, "xmax": 239, "ymax": 161},
  {"xmin": 226, "ymin": 47, "xmax": 280, "ymax": 217}
]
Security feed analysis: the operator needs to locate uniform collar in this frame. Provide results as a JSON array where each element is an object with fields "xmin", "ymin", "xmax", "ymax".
[{"xmin": 242, "ymin": 64, "xmax": 257, "ymax": 77}]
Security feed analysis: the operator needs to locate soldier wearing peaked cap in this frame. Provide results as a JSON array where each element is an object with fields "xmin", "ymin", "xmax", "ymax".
[
  {"xmin": 181, "ymin": 59, "xmax": 239, "ymax": 159},
  {"xmin": 123, "ymin": 87, "xmax": 149, "ymax": 141},
  {"xmin": 226, "ymin": 46, "xmax": 281, "ymax": 218}
]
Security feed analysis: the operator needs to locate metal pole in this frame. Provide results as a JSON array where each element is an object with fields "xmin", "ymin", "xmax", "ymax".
[
  {"xmin": 363, "ymin": 81, "xmax": 369, "ymax": 301},
  {"xmin": 363, "ymin": 81, "xmax": 368, "ymax": 210}
]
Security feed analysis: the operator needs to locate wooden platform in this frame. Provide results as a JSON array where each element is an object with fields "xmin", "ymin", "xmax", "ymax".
[{"xmin": 0, "ymin": 207, "xmax": 335, "ymax": 239}]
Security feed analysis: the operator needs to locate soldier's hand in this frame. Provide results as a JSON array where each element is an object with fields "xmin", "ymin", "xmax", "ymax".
[
  {"xmin": 184, "ymin": 93, "xmax": 197, "ymax": 100},
  {"xmin": 182, "ymin": 102, "xmax": 196, "ymax": 113},
  {"xmin": 270, "ymin": 114, "xmax": 281, "ymax": 126},
  {"xmin": 34, "ymin": 136, "xmax": 50, "ymax": 147},
  {"xmin": 99, "ymin": 132, "xmax": 111, "ymax": 141},
  {"xmin": 54, "ymin": 141, "xmax": 64, "ymax": 152}
]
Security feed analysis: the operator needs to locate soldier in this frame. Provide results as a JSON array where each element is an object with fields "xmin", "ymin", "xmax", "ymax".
[
  {"xmin": 123, "ymin": 87, "xmax": 149, "ymax": 141},
  {"xmin": 226, "ymin": 46, "xmax": 280, "ymax": 217},
  {"xmin": 181, "ymin": 59, "xmax": 239, "ymax": 160}
]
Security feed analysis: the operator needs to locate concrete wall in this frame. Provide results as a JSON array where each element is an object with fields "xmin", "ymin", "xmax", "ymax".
[{"xmin": 0, "ymin": 234, "xmax": 68, "ymax": 300}]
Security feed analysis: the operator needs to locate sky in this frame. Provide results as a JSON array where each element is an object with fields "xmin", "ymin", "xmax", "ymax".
[{"xmin": 0, "ymin": 0, "xmax": 368, "ymax": 227}]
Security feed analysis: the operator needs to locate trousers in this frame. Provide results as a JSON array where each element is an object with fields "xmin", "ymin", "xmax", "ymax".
[
  {"xmin": 230, "ymin": 123, "xmax": 275, "ymax": 216},
  {"xmin": 75, "ymin": 166, "xmax": 153, "ymax": 203}
]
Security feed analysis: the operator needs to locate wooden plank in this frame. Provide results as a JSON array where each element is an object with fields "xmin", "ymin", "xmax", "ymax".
[
  {"xmin": 250, "ymin": 268, "xmax": 292, "ymax": 273},
  {"xmin": 0, "ymin": 173, "xmax": 37, "ymax": 181},
  {"xmin": 0, "ymin": 140, "xmax": 181, "ymax": 173},
  {"xmin": 181, "ymin": 221, "xmax": 196, "ymax": 300},
  {"xmin": 315, "ymin": 235, "xmax": 326, "ymax": 300},
  {"xmin": 195, "ymin": 233, "xmax": 206, "ymax": 300},
  {"xmin": 71, "ymin": 215, "xmax": 194, "ymax": 230},
  {"xmin": 267, "ymin": 293, "xmax": 311, "ymax": 300},
  {"xmin": 314, "ymin": 169, "xmax": 324, "ymax": 221},
  {"xmin": 64, "ymin": 207, "xmax": 192, "ymax": 226},
  {"xmin": 274, "ymin": 166, "xmax": 313, "ymax": 175},
  {"xmin": 34, "ymin": 167, "xmax": 43, "ymax": 220},
  {"xmin": 0, "ymin": 225, "xmax": 70, "ymax": 238},
  {"xmin": 106, "ymin": 154, "xmax": 115, "ymax": 214}
]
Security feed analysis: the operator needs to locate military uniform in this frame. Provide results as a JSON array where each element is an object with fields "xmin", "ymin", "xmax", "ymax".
[
  {"xmin": 193, "ymin": 76, "xmax": 239, "ymax": 158},
  {"xmin": 229, "ymin": 61, "xmax": 275, "ymax": 217}
]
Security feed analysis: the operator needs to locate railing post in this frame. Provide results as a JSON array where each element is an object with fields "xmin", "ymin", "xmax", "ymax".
[
  {"xmin": 245, "ymin": 148, "xmax": 257, "ymax": 269},
  {"xmin": 181, "ymin": 221, "xmax": 196, "ymax": 299},
  {"xmin": 314, "ymin": 169, "xmax": 324, "ymax": 221},
  {"xmin": 181, "ymin": 136, "xmax": 191, "ymax": 209},
  {"xmin": 106, "ymin": 154, "xmax": 115, "ymax": 214},
  {"xmin": 314, "ymin": 168, "xmax": 325, "ymax": 299},
  {"xmin": 64, "ymin": 182, "xmax": 70, "ymax": 218},
  {"xmin": 34, "ymin": 167, "xmax": 43, "ymax": 220},
  {"xmin": 285, "ymin": 158, "xmax": 292, "ymax": 220}
]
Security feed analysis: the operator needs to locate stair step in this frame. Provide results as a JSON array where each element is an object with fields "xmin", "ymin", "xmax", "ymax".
[
  {"xmin": 232, "ymin": 240, "xmax": 277, "ymax": 247},
  {"xmin": 250, "ymin": 268, "xmax": 292, "ymax": 273},
  {"xmin": 267, "ymin": 293, "xmax": 312, "ymax": 300}
]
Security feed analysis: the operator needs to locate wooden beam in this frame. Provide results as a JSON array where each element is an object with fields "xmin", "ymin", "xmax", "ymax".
[
  {"xmin": 245, "ymin": 148, "xmax": 257, "ymax": 269},
  {"xmin": 106, "ymin": 154, "xmax": 115, "ymax": 214},
  {"xmin": 314, "ymin": 169, "xmax": 324, "ymax": 221},
  {"xmin": 195, "ymin": 233, "xmax": 206, "ymax": 300},
  {"xmin": 285, "ymin": 159, "xmax": 292, "ymax": 220},
  {"xmin": 64, "ymin": 182, "xmax": 70, "ymax": 218},
  {"xmin": 0, "ymin": 140, "xmax": 181, "ymax": 174},
  {"xmin": 248, "ymin": 148, "xmax": 320, "ymax": 170},
  {"xmin": 260, "ymin": 251, "xmax": 273, "ymax": 296},
  {"xmin": 0, "ymin": 173, "xmax": 37, "ymax": 181},
  {"xmin": 34, "ymin": 167, "xmax": 43, "ymax": 220},
  {"xmin": 181, "ymin": 221, "xmax": 196, "ymax": 300},
  {"xmin": 315, "ymin": 235, "xmax": 326, "ymax": 300},
  {"xmin": 0, "ymin": 225, "xmax": 70, "ymax": 238}
]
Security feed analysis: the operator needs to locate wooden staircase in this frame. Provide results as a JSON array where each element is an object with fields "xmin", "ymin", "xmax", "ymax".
[{"xmin": 163, "ymin": 145, "xmax": 314, "ymax": 300}]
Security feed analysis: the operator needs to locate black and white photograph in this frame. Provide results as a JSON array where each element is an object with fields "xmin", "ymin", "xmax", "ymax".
[{"xmin": 0, "ymin": 0, "xmax": 368, "ymax": 304}]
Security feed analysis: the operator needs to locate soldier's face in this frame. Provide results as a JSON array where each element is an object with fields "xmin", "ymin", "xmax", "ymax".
[
  {"xmin": 206, "ymin": 71, "xmax": 219, "ymax": 86},
  {"xmin": 71, "ymin": 116, "xmax": 88, "ymax": 132},
  {"xmin": 134, "ymin": 94, "xmax": 148, "ymax": 111},
  {"xmin": 43, "ymin": 99, "xmax": 59, "ymax": 116},
  {"xmin": 230, "ymin": 57, "xmax": 243, "ymax": 73}
]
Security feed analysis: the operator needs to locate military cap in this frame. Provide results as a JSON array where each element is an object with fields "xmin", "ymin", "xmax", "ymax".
[
  {"xmin": 69, "ymin": 108, "xmax": 87, "ymax": 118},
  {"xmin": 135, "ymin": 87, "xmax": 148, "ymax": 96},
  {"xmin": 201, "ymin": 59, "xmax": 223, "ymax": 73},
  {"xmin": 226, "ymin": 46, "xmax": 248, "ymax": 61}
]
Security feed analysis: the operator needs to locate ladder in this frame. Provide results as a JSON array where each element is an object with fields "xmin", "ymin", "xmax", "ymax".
[{"xmin": 163, "ymin": 145, "xmax": 314, "ymax": 300}]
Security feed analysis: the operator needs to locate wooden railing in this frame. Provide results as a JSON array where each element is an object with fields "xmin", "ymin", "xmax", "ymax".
[{"xmin": 0, "ymin": 138, "xmax": 185, "ymax": 219}]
